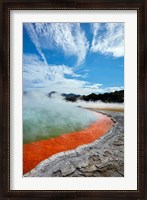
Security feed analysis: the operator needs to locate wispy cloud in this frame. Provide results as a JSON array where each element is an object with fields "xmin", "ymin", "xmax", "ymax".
[
  {"xmin": 23, "ymin": 54, "xmax": 81, "ymax": 85},
  {"xmin": 24, "ymin": 24, "xmax": 48, "ymax": 64},
  {"xmin": 91, "ymin": 23, "xmax": 124, "ymax": 57},
  {"xmin": 23, "ymin": 54, "xmax": 123, "ymax": 94},
  {"xmin": 24, "ymin": 23, "xmax": 89, "ymax": 66}
]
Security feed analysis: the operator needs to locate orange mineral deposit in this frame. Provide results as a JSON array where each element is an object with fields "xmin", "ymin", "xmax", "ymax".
[{"xmin": 23, "ymin": 112, "xmax": 114, "ymax": 174}]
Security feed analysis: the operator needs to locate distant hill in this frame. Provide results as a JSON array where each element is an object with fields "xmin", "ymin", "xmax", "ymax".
[
  {"xmin": 48, "ymin": 90, "xmax": 124, "ymax": 103},
  {"xmin": 81, "ymin": 90, "xmax": 124, "ymax": 103},
  {"xmin": 48, "ymin": 91, "xmax": 57, "ymax": 97},
  {"xmin": 63, "ymin": 90, "xmax": 124, "ymax": 103},
  {"xmin": 61, "ymin": 93, "xmax": 81, "ymax": 102}
]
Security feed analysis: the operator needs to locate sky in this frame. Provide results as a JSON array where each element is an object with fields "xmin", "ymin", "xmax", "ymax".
[{"xmin": 23, "ymin": 22, "xmax": 124, "ymax": 95}]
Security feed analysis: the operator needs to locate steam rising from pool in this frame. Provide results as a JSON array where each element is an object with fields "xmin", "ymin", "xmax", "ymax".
[
  {"xmin": 74, "ymin": 100, "xmax": 124, "ymax": 110},
  {"xmin": 23, "ymin": 92, "xmax": 99, "ymax": 144}
]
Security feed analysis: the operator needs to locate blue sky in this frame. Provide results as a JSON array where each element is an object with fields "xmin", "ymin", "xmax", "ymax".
[{"xmin": 23, "ymin": 22, "xmax": 124, "ymax": 94}]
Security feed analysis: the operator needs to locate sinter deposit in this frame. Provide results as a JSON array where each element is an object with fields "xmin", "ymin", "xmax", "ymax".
[{"xmin": 24, "ymin": 110, "xmax": 124, "ymax": 177}]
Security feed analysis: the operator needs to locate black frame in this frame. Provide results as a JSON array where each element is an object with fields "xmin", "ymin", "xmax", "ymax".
[{"xmin": 0, "ymin": 0, "xmax": 147, "ymax": 199}]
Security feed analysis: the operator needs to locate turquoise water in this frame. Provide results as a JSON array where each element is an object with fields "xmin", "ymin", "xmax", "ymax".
[{"xmin": 23, "ymin": 93, "xmax": 98, "ymax": 144}]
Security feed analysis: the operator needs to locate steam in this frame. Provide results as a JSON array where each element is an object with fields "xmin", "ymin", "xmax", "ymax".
[
  {"xmin": 23, "ymin": 92, "xmax": 99, "ymax": 144},
  {"xmin": 74, "ymin": 100, "xmax": 124, "ymax": 110}
]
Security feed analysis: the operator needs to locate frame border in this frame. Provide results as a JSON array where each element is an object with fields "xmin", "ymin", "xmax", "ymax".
[{"xmin": 1, "ymin": 0, "xmax": 146, "ymax": 199}]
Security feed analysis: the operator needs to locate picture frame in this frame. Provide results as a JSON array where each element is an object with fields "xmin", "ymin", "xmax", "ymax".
[{"xmin": 0, "ymin": 0, "xmax": 146, "ymax": 199}]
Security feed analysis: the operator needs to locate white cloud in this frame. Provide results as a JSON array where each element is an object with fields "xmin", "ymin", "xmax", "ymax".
[
  {"xmin": 24, "ymin": 24, "xmax": 47, "ymax": 64},
  {"xmin": 23, "ymin": 54, "xmax": 123, "ymax": 95},
  {"xmin": 102, "ymin": 86, "xmax": 124, "ymax": 93},
  {"xmin": 91, "ymin": 23, "xmax": 101, "ymax": 37},
  {"xmin": 91, "ymin": 23, "xmax": 124, "ymax": 57},
  {"xmin": 24, "ymin": 23, "xmax": 89, "ymax": 66},
  {"xmin": 23, "ymin": 55, "xmax": 80, "ymax": 85}
]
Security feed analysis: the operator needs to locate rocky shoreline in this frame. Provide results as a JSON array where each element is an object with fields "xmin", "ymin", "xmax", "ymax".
[{"xmin": 24, "ymin": 110, "xmax": 124, "ymax": 177}]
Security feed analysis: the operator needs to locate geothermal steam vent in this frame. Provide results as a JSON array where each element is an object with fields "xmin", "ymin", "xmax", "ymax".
[{"xmin": 23, "ymin": 92, "xmax": 114, "ymax": 174}]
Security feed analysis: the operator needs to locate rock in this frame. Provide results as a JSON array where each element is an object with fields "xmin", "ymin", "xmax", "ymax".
[
  {"xmin": 60, "ymin": 161, "xmax": 76, "ymax": 176},
  {"xmin": 24, "ymin": 111, "xmax": 124, "ymax": 177}
]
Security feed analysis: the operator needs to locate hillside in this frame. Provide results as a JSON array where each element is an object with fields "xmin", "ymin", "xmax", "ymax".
[{"xmin": 62, "ymin": 90, "xmax": 124, "ymax": 103}]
